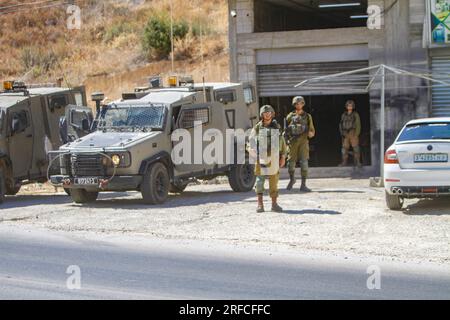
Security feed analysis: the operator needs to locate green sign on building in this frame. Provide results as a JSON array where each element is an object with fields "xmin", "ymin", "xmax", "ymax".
[{"xmin": 431, "ymin": 0, "xmax": 450, "ymax": 44}]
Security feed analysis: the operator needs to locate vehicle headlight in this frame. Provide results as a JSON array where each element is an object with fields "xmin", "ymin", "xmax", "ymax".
[
  {"xmin": 111, "ymin": 155, "xmax": 121, "ymax": 166},
  {"xmin": 107, "ymin": 152, "xmax": 131, "ymax": 168}
]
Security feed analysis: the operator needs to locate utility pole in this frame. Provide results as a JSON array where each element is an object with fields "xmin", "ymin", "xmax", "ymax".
[
  {"xmin": 380, "ymin": 65, "xmax": 386, "ymax": 182},
  {"xmin": 170, "ymin": 0, "xmax": 174, "ymax": 73}
]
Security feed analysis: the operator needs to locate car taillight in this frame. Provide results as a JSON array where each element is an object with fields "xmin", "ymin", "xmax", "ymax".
[{"xmin": 384, "ymin": 149, "xmax": 399, "ymax": 164}]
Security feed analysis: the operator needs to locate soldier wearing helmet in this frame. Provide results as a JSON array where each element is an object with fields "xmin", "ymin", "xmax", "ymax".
[
  {"xmin": 285, "ymin": 96, "xmax": 315, "ymax": 192},
  {"xmin": 339, "ymin": 100, "xmax": 362, "ymax": 167},
  {"xmin": 248, "ymin": 105, "xmax": 287, "ymax": 213}
]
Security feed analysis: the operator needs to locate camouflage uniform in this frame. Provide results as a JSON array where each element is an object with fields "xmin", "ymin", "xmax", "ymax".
[
  {"xmin": 285, "ymin": 97, "xmax": 315, "ymax": 191},
  {"xmin": 248, "ymin": 105, "xmax": 287, "ymax": 213},
  {"xmin": 339, "ymin": 110, "xmax": 362, "ymax": 167}
]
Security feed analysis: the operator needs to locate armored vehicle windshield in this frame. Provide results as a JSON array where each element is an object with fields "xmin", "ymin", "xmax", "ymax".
[{"xmin": 98, "ymin": 103, "xmax": 167, "ymax": 132}]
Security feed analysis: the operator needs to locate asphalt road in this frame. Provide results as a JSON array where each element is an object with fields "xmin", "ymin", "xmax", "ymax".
[{"xmin": 0, "ymin": 226, "xmax": 449, "ymax": 300}]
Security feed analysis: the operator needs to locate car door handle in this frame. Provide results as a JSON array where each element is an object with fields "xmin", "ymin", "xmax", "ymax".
[{"xmin": 26, "ymin": 134, "xmax": 33, "ymax": 138}]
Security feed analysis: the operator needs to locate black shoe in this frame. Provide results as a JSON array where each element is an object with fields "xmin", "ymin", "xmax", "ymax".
[
  {"xmin": 271, "ymin": 203, "xmax": 283, "ymax": 213},
  {"xmin": 287, "ymin": 174, "xmax": 296, "ymax": 191},
  {"xmin": 300, "ymin": 178, "xmax": 312, "ymax": 193}
]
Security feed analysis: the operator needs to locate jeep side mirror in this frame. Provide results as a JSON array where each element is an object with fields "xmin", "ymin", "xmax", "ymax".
[{"xmin": 81, "ymin": 118, "xmax": 90, "ymax": 132}]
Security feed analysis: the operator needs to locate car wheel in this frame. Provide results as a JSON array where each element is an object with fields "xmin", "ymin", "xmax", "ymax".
[
  {"xmin": 6, "ymin": 181, "xmax": 21, "ymax": 196},
  {"xmin": 0, "ymin": 169, "xmax": 5, "ymax": 204},
  {"xmin": 169, "ymin": 181, "xmax": 188, "ymax": 194},
  {"xmin": 228, "ymin": 164, "xmax": 256, "ymax": 192},
  {"xmin": 70, "ymin": 189, "xmax": 99, "ymax": 204},
  {"xmin": 141, "ymin": 162, "xmax": 169, "ymax": 205},
  {"xmin": 385, "ymin": 191, "xmax": 404, "ymax": 210}
]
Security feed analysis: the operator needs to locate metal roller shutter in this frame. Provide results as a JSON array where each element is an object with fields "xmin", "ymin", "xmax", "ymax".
[
  {"xmin": 432, "ymin": 56, "xmax": 450, "ymax": 117},
  {"xmin": 257, "ymin": 60, "xmax": 369, "ymax": 97}
]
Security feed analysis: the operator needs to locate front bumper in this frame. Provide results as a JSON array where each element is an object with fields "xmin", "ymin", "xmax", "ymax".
[{"xmin": 51, "ymin": 175, "xmax": 142, "ymax": 192}]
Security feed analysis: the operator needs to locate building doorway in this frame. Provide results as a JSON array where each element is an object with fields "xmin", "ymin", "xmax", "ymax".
[{"xmin": 260, "ymin": 94, "xmax": 372, "ymax": 167}]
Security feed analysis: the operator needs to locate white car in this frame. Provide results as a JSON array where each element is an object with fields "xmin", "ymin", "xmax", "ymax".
[{"xmin": 384, "ymin": 118, "xmax": 450, "ymax": 210}]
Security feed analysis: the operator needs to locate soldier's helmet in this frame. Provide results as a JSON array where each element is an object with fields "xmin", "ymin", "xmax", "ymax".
[
  {"xmin": 345, "ymin": 100, "xmax": 356, "ymax": 110},
  {"xmin": 292, "ymin": 96, "xmax": 305, "ymax": 106},
  {"xmin": 260, "ymin": 105, "xmax": 275, "ymax": 118}
]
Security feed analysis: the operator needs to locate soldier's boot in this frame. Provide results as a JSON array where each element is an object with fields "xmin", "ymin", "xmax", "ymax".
[
  {"xmin": 256, "ymin": 194, "xmax": 265, "ymax": 213},
  {"xmin": 286, "ymin": 173, "xmax": 296, "ymax": 191},
  {"xmin": 271, "ymin": 197, "xmax": 283, "ymax": 213},
  {"xmin": 300, "ymin": 178, "xmax": 312, "ymax": 193},
  {"xmin": 339, "ymin": 155, "xmax": 349, "ymax": 167},
  {"xmin": 354, "ymin": 153, "xmax": 362, "ymax": 168}
]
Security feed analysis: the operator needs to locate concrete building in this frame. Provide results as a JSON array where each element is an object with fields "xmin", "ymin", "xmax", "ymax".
[{"xmin": 228, "ymin": 0, "xmax": 450, "ymax": 176}]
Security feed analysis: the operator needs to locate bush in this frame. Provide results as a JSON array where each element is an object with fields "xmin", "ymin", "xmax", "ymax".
[
  {"xmin": 142, "ymin": 14, "xmax": 189, "ymax": 59},
  {"xmin": 104, "ymin": 22, "xmax": 133, "ymax": 43}
]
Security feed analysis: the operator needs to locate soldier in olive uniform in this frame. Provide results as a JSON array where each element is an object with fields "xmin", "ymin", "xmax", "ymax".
[
  {"xmin": 339, "ymin": 100, "xmax": 362, "ymax": 167},
  {"xmin": 285, "ymin": 96, "xmax": 315, "ymax": 192},
  {"xmin": 248, "ymin": 105, "xmax": 287, "ymax": 213}
]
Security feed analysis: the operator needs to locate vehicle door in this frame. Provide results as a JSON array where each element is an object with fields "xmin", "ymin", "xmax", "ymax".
[
  {"xmin": 7, "ymin": 103, "xmax": 33, "ymax": 178},
  {"xmin": 172, "ymin": 103, "xmax": 222, "ymax": 177}
]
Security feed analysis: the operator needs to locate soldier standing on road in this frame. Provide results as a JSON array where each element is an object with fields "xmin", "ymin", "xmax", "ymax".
[
  {"xmin": 339, "ymin": 100, "xmax": 362, "ymax": 168},
  {"xmin": 285, "ymin": 96, "xmax": 315, "ymax": 192},
  {"xmin": 248, "ymin": 105, "xmax": 287, "ymax": 213}
]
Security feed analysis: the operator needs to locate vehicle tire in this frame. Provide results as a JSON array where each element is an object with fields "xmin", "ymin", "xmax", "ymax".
[
  {"xmin": 70, "ymin": 189, "xmax": 99, "ymax": 204},
  {"xmin": 385, "ymin": 191, "xmax": 404, "ymax": 210},
  {"xmin": 63, "ymin": 188, "xmax": 71, "ymax": 196},
  {"xmin": 0, "ymin": 169, "xmax": 5, "ymax": 205},
  {"xmin": 141, "ymin": 162, "xmax": 170, "ymax": 205},
  {"xmin": 228, "ymin": 164, "xmax": 256, "ymax": 192},
  {"xmin": 6, "ymin": 182, "xmax": 21, "ymax": 196},
  {"xmin": 169, "ymin": 181, "xmax": 188, "ymax": 194}
]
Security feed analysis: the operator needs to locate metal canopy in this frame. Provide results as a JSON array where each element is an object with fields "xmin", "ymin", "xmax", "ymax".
[{"xmin": 295, "ymin": 64, "xmax": 450, "ymax": 182}]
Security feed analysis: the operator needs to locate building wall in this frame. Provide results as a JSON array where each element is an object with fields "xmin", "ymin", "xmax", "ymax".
[{"xmin": 228, "ymin": 0, "xmax": 431, "ymax": 173}]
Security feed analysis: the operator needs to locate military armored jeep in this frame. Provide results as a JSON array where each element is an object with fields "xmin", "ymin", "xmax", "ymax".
[
  {"xmin": 0, "ymin": 81, "xmax": 93, "ymax": 204},
  {"xmin": 49, "ymin": 80, "xmax": 259, "ymax": 204}
]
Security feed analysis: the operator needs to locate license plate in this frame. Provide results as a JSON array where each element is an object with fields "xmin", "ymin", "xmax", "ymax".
[
  {"xmin": 74, "ymin": 177, "xmax": 99, "ymax": 185},
  {"xmin": 414, "ymin": 153, "xmax": 448, "ymax": 163}
]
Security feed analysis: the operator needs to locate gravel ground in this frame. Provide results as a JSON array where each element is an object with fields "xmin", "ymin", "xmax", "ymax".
[{"xmin": 1, "ymin": 178, "xmax": 449, "ymax": 266}]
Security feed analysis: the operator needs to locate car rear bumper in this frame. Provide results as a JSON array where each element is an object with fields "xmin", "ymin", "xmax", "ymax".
[
  {"xmin": 51, "ymin": 175, "xmax": 142, "ymax": 192},
  {"xmin": 384, "ymin": 164, "xmax": 450, "ymax": 197}
]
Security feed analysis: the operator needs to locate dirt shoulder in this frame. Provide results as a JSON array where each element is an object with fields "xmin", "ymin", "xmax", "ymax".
[{"xmin": 1, "ymin": 178, "xmax": 449, "ymax": 266}]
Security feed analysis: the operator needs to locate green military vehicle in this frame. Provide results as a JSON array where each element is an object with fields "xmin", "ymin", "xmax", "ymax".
[
  {"xmin": 0, "ymin": 81, "xmax": 93, "ymax": 204},
  {"xmin": 49, "ymin": 78, "xmax": 258, "ymax": 204}
]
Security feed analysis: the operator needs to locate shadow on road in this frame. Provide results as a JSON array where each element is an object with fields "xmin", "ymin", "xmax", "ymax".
[
  {"xmin": 70, "ymin": 190, "xmax": 256, "ymax": 210},
  {"xmin": 284, "ymin": 209, "xmax": 342, "ymax": 215},
  {"xmin": 403, "ymin": 198, "xmax": 450, "ymax": 216},
  {"xmin": 0, "ymin": 194, "xmax": 72, "ymax": 209}
]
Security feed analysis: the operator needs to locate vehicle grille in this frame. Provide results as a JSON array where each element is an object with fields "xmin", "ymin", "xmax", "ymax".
[{"xmin": 70, "ymin": 154, "xmax": 106, "ymax": 177}]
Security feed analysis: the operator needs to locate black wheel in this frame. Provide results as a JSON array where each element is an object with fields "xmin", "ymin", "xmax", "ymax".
[
  {"xmin": 169, "ymin": 181, "xmax": 188, "ymax": 194},
  {"xmin": 385, "ymin": 191, "xmax": 404, "ymax": 211},
  {"xmin": 70, "ymin": 189, "xmax": 99, "ymax": 204},
  {"xmin": 64, "ymin": 188, "xmax": 71, "ymax": 196},
  {"xmin": 6, "ymin": 181, "xmax": 21, "ymax": 196},
  {"xmin": 141, "ymin": 162, "xmax": 170, "ymax": 204},
  {"xmin": 228, "ymin": 164, "xmax": 256, "ymax": 192},
  {"xmin": 0, "ymin": 169, "xmax": 5, "ymax": 204}
]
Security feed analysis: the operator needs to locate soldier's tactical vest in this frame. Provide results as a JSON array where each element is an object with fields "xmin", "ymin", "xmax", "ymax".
[
  {"xmin": 341, "ymin": 112, "xmax": 357, "ymax": 131},
  {"xmin": 255, "ymin": 121, "xmax": 280, "ymax": 163},
  {"xmin": 288, "ymin": 113, "xmax": 309, "ymax": 137}
]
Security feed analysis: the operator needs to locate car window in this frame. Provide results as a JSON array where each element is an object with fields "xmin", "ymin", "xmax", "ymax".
[
  {"xmin": 397, "ymin": 123, "xmax": 450, "ymax": 142},
  {"xmin": 215, "ymin": 90, "xmax": 236, "ymax": 104},
  {"xmin": 10, "ymin": 110, "xmax": 30, "ymax": 134},
  {"xmin": 49, "ymin": 95, "xmax": 68, "ymax": 112},
  {"xmin": 243, "ymin": 87, "xmax": 255, "ymax": 104},
  {"xmin": 74, "ymin": 92, "xmax": 84, "ymax": 106},
  {"xmin": 179, "ymin": 107, "xmax": 209, "ymax": 129},
  {"xmin": 0, "ymin": 110, "xmax": 4, "ymax": 135}
]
